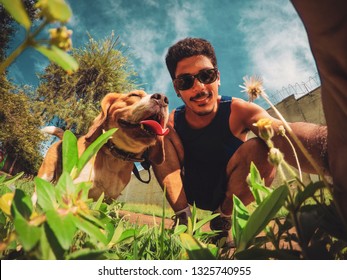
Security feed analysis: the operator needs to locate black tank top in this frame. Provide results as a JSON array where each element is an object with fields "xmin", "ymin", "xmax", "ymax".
[{"xmin": 174, "ymin": 96, "xmax": 244, "ymax": 210}]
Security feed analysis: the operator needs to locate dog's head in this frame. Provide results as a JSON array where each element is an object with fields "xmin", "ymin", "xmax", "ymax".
[{"xmin": 85, "ymin": 90, "xmax": 169, "ymax": 164}]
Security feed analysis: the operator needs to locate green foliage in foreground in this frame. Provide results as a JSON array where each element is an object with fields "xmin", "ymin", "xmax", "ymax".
[
  {"xmin": 0, "ymin": 130, "xmax": 347, "ymax": 260},
  {"xmin": 0, "ymin": 130, "xmax": 218, "ymax": 260}
]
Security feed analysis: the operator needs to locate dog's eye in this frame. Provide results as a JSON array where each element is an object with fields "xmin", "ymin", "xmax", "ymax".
[{"xmin": 128, "ymin": 93, "xmax": 141, "ymax": 98}]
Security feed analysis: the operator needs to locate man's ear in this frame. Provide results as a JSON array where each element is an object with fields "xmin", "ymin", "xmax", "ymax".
[{"xmin": 148, "ymin": 136, "xmax": 165, "ymax": 165}]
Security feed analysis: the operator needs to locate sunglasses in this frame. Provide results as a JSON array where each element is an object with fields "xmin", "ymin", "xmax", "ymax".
[{"xmin": 174, "ymin": 68, "xmax": 218, "ymax": 91}]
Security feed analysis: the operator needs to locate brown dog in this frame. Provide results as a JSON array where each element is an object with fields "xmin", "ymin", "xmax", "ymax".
[{"xmin": 38, "ymin": 90, "xmax": 169, "ymax": 200}]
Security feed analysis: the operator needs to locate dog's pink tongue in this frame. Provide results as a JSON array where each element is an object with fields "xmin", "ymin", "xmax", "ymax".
[{"xmin": 140, "ymin": 120, "xmax": 169, "ymax": 136}]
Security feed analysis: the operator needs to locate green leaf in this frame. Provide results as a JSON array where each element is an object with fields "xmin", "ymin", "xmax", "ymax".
[
  {"xmin": 232, "ymin": 195, "xmax": 250, "ymax": 248},
  {"xmin": 116, "ymin": 228, "xmax": 138, "ymax": 244},
  {"xmin": 67, "ymin": 248, "xmax": 107, "ymax": 260},
  {"xmin": 43, "ymin": 221, "xmax": 65, "ymax": 259},
  {"xmin": 76, "ymin": 128, "xmax": 117, "ymax": 175},
  {"xmin": 0, "ymin": 172, "xmax": 24, "ymax": 188},
  {"xmin": 109, "ymin": 222, "xmax": 124, "ymax": 245},
  {"xmin": 11, "ymin": 189, "xmax": 32, "ymax": 220},
  {"xmin": 74, "ymin": 181, "xmax": 92, "ymax": 200},
  {"xmin": 34, "ymin": 45, "xmax": 78, "ymax": 73},
  {"xmin": 0, "ymin": 0, "xmax": 31, "ymax": 30},
  {"xmin": 71, "ymin": 215, "xmax": 108, "ymax": 245},
  {"xmin": 34, "ymin": 177, "xmax": 57, "ymax": 211},
  {"xmin": 92, "ymin": 192, "xmax": 104, "ymax": 211},
  {"xmin": 238, "ymin": 184, "xmax": 289, "ymax": 252},
  {"xmin": 11, "ymin": 191, "xmax": 41, "ymax": 251},
  {"xmin": 55, "ymin": 171, "xmax": 75, "ymax": 204},
  {"xmin": 195, "ymin": 213, "xmax": 219, "ymax": 231},
  {"xmin": 46, "ymin": 210, "xmax": 77, "ymax": 250},
  {"xmin": 39, "ymin": 228, "xmax": 57, "ymax": 260},
  {"xmin": 248, "ymin": 162, "xmax": 271, "ymax": 205},
  {"xmin": 294, "ymin": 181, "xmax": 325, "ymax": 208},
  {"xmin": 180, "ymin": 233, "xmax": 216, "ymax": 260},
  {"xmin": 62, "ymin": 130, "xmax": 78, "ymax": 174},
  {"xmin": 77, "ymin": 210, "xmax": 106, "ymax": 229},
  {"xmin": 173, "ymin": 224, "xmax": 187, "ymax": 235},
  {"xmin": 45, "ymin": 0, "xmax": 72, "ymax": 23},
  {"xmin": 13, "ymin": 213, "xmax": 41, "ymax": 251}
]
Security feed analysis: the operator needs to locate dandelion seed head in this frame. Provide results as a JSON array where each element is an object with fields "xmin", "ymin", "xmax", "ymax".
[{"xmin": 239, "ymin": 75, "xmax": 267, "ymax": 102}]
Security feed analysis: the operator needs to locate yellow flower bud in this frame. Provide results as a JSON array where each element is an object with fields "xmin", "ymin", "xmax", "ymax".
[
  {"xmin": 278, "ymin": 125, "xmax": 286, "ymax": 136},
  {"xmin": 49, "ymin": 26, "xmax": 73, "ymax": 51},
  {"xmin": 253, "ymin": 118, "xmax": 274, "ymax": 141},
  {"xmin": 268, "ymin": 147, "xmax": 284, "ymax": 166}
]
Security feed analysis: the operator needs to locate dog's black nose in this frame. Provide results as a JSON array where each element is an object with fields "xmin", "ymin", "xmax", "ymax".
[{"xmin": 151, "ymin": 93, "xmax": 169, "ymax": 105}]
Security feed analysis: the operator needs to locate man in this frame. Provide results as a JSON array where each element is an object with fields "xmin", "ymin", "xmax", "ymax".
[{"xmin": 152, "ymin": 37, "xmax": 330, "ymax": 243}]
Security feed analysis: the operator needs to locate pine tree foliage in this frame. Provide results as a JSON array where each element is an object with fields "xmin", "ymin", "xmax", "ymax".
[
  {"xmin": 0, "ymin": 75, "xmax": 45, "ymax": 174},
  {"xmin": 0, "ymin": 0, "xmax": 44, "ymax": 175},
  {"xmin": 36, "ymin": 33, "xmax": 138, "ymax": 134}
]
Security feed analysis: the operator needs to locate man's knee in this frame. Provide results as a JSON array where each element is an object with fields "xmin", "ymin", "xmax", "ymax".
[{"xmin": 226, "ymin": 137, "xmax": 276, "ymax": 187}]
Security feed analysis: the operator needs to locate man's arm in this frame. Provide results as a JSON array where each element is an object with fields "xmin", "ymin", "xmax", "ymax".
[
  {"xmin": 230, "ymin": 98, "xmax": 330, "ymax": 175},
  {"xmin": 151, "ymin": 111, "xmax": 188, "ymax": 212}
]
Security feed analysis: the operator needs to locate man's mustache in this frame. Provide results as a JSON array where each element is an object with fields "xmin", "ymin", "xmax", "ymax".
[{"xmin": 190, "ymin": 92, "xmax": 211, "ymax": 101}]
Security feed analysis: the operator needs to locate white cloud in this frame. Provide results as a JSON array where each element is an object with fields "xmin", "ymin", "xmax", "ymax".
[
  {"xmin": 102, "ymin": 0, "xmax": 129, "ymax": 20},
  {"xmin": 144, "ymin": 0, "xmax": 160, "ymax": 8},
  {"xmin": 238, "ymin": 0, "xmax": 318, "ymax": 99},
  {"xmin": 167, "ymin": 1, "xmax": 204, "ymax": 41},
  {"xmin": 121, "ymin": 1, "xmax": 206, "ymax": 94}
]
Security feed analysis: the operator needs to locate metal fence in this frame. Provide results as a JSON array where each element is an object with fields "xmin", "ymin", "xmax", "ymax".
[{"xmin": 268, "ymin": 72, "xmax": 321, "ymax": 104}]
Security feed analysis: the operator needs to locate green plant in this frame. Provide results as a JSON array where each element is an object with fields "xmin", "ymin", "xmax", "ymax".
[
  {"xmin": 0, "ymin": 0, "xmax": 78, "ymax": 73},
  {"xmin": 0, "ymin": 128, "xmax": 220, "ymax": 260},
  {"xmin": 0, "ymin": 129, "xmax": 118, "ymax": 259}
]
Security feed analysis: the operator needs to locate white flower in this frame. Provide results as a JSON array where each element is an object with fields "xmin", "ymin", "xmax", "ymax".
[{"xmin": 239, "ymin": 75, "xmax": 267, "ymax": 102}]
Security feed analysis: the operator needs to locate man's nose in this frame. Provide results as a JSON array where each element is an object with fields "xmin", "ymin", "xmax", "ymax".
[{"xmin": 191, "ymin": 78, "xmax": 206, "ymax": 92}]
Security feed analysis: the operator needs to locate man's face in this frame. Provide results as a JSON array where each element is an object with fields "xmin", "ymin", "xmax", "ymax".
[{"xmin": 174, "ymin": 55, "xmax": 220, "ymax": 116}]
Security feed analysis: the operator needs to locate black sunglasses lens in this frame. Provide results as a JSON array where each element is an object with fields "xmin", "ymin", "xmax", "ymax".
[
  {"xmin": 197, "ymin": 69, "xmax": 217, "ymax": 84},
  {"xmin": 175, "ymin": 76, "xmax": 194, "ymax": 90}
]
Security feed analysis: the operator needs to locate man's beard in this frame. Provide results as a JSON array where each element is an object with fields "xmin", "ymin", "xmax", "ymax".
[{"xmin": 194, "ymin": 103, "xmax": 215, "ymax": 116}]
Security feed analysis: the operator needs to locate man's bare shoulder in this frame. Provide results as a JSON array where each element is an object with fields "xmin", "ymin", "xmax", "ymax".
[{"xmin": 231, "ymin": 97, "xmax": 254, "ymax": 112}]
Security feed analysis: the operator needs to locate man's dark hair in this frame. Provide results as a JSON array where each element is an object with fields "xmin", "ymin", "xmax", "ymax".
[{"xmin": 165, "ymin": 37, "xmax": 218, "ymax": 80}]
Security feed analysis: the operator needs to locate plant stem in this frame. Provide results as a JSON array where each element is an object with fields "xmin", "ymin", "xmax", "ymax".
[
  {"xmin": 287, "ymin": 194, "xmax": 308, "ymax": 258},
  {"xmin": 261, "ymin": 93, "xmax": 330, "ymax": 189},
  {"xmin": 0, "ymin": 20, "xmax": 49, "ymax": 73},
  {"xmin": 0, "ymin": 41, "xmax": 28, "ymax": 73},
  {"xmin": 282, "ymin": 133, "xmax": 302, "ymax": 181}
]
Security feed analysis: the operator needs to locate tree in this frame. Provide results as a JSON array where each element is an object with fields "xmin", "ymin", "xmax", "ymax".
[
  {"xmin": 0, "ymin": 0, "xmax": 37, "ymax": 61},
  {"xmin": 36, "ymin": 33, "xmax": 138, "ymax": 134},
  {"xmin": 0, "ymin": 75, "xmax": 45, "ymax": 174},
  {"xmin": 0, "ymin": 1, "xmax": 45, "ymax": 175}
]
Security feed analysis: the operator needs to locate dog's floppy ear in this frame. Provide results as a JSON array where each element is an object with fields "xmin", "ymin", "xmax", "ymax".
[
  {"xmin": 85, "ymin": 93, "xmax": 116, "ymax": 142},
  {"xmin": 148, "ymin": 136, "xmax": 165, "ymax": 165}
]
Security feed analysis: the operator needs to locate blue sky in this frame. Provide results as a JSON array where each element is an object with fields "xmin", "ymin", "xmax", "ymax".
[{"xmin": 7, "ymin": 0, "xmax": 319, "ymax": 111}]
